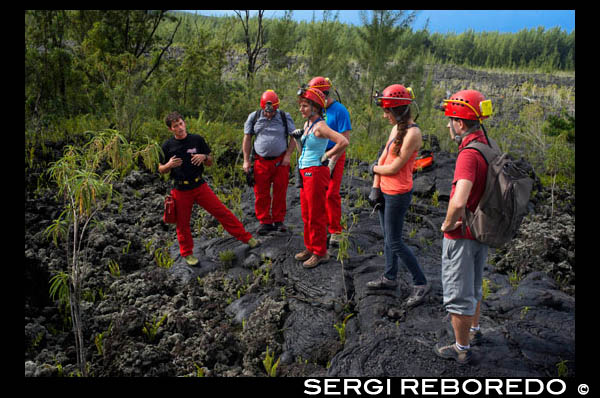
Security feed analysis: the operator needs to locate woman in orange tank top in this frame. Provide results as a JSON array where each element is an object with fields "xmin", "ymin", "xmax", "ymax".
[{"xmin": 366, "ymin": 84, "xmax": 430, "ymax": 308}]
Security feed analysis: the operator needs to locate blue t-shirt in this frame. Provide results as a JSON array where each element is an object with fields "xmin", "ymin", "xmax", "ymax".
[{"xmin": 325, "ymin": 101, "xmax": 352, "ymax": 150}]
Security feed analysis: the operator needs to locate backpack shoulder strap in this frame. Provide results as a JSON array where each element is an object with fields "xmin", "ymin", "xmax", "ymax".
[
  {"xmin": 460, "ymin": 137, "xmax": 499, "ymax": 165},
  {"xmin": 279, "ymin": 109, "xmax": 289, "ymax": 137},
  {"xmin": 250, "ymin": 109, "xmax": 262, "ymax": 135}
]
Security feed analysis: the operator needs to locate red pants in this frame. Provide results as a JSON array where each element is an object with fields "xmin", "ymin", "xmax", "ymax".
[
  {"xmin": 253, "ymin": 153, "xmax": 290, "ymax": 224},
  {"xmin": 300, "ymin": 165, "xmax": 330, "ymax": 256},
  {"xmin": 171, "ymin": 183, "xmax": 252, "ymax": 257},
  {"xmin": 326, "ymin": 151, "xmax": 346, "ymax": 234}
]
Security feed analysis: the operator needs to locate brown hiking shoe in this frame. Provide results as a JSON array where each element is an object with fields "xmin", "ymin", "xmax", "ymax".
[
  {"xmin": 406, "ymin": 283, "xmax": 430, "ymax": 307},
  {"xmin": 303, "ymin": 253, "xmax": 330, "ymax": 268},
  {"xmin": 433, "ymin": 342, "xmax": 472, "ymax": 365},
  {"xmin": 366, "ymin": 275, "xmax": 398, "ymax": 289},
  {"xmin": 294, "ymin": 249, "xmax": 312, "ymax": 261}
]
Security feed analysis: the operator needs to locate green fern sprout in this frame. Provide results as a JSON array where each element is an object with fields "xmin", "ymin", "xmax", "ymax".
[
  {"xmin": 154, "ymin": 247, "xmax": 174, "ymax": 269},
  {"xmin": 94, "ymin": 323, "xmax": 112, "ymax": 355},
  {"xmin": 556, "ymin": 359, "xmax": 569, "ymax": 377},
  {"xmin": 262, "ymin": 345, "xmax": 281, "ymax": 377},
  {"xmin": 194, "ymin": 362, "xmax": 205, "ymax": 377},
  {"xmin": 142, "ymin": 314, "xmax": 168, "ymax": 342},
  {"xmin": 219, "ymin": 249, "xmax": 236, "ymax": 267},
  {"xmin": 107, "ymin": 259, "xmax": 121, "ymax": 277},
  {"xmin": 333, "ymin": 313, "xmax": 354, "ymax": 346}
]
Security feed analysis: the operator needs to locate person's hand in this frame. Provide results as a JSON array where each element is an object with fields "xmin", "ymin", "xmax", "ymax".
[
  {"xmin": 441, "ymin": 220, "xmax": 463, "ymax": 233},
  {"xmin": 368, "ymin": 187, "xmax": 383, "ymax": 207},
  {"xmin": 191, "ymin": 153, "xmax": 207, "ymax": 166},
  {"xmin": 168, "ymin": 155, "xmax": 182, "ymax": 169},
  {"xmin": 290, "ymin": 128, "xmax": 304, "ymax": 139},
  {"xmin": 243, "ymin": 160, "xmax": 251, "ymax": 173},
  {"xmin": 280, "ymin": 153, "xmax": 291, "ymax": 167}
]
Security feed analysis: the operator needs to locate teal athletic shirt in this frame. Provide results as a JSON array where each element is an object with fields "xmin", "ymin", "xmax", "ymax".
[{"xmin": 298, "ymin": 118, "xmax": 328, "ymax": 169}]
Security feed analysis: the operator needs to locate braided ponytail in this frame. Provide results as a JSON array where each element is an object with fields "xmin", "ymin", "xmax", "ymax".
[{"xmin": 389, "ymin": 105, "xmax": 411, "ymax": 156}]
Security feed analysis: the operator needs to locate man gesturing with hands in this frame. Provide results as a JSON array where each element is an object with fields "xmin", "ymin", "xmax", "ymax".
[{"xmin": 159, "ymin": 112, "xmax": 259, "ymax": 266}]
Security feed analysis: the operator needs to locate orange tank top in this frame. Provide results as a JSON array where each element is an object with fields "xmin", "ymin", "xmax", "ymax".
[{"xmin": 379, "ymin": 137, "xmax": 417, "ymax": 195}]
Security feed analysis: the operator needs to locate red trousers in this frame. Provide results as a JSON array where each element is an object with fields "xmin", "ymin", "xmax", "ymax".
[
  {"xmin": 171, "ymin": 183, "xmax": 252, "ymax": 257},
  {"xmin": 253, "ymin": 153, "xmax": 290, "ymax": 224},
  {"xmin": 326, "ymin": 151, "xmax": 346, "ymax": 234},
  {"xmin": 300, "ymin": 165, "xmax": 330, "ymax": 256}
]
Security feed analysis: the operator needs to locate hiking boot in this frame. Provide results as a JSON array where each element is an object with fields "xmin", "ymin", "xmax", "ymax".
[
  {"xmin": 257, "ymin": 223, "xmax": 275, "ymax": 235},
  {"xmin": 294, "ymin": 249, "xmax": 312, "ymax": 261},
  {"xmin": 366, "ymin": 275, "xmax": 398, "ymax": 289},
  {"xmin": 433, "ymin": 342, "xmax": 472, "ymax": 365},
  {"xmin": 273, "ymin": 222, "xmax": 287, "ymax": 232},
  {"xmin": 247, "ymin": 238, "xmax": 261, "ymax": 248},
  {"xmin": 303, "ymin": 253, "xmax": 330, "ymax": 268},
  {"xmin": 469, "ymin": 328, "xmax": 483, "ymax": 346},
  {"xmin": 406, "ymin": 283, "xmax": 431, "ymax": 308},
  {"xmin": 184, "ymin": 255, "xmax": 199, "ymax": 266},
  {"xmin": 329, "ymin": 233, "xmax": 343, "ymax": 246}
]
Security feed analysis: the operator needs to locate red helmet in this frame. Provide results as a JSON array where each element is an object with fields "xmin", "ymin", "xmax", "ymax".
[
  {"xmin": 443, "ymin": 90, "xmax": 492, "ymax": 121},
  {"xmin": 308, "ymin": 76, "xmax": 332, "ymax": 94},
  {"xmin": 297, "ymin": 86, "xmax": 327, "ymax": 109},
  {"xmin": 374, "ymin": 84, "xmax": 414, "ymax": 108},
  {"xmin": 260, "ymin": 90, "xmax": 279, "ymax": 111}
]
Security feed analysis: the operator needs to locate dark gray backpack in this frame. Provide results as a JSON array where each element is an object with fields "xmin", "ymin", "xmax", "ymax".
[{"xmin": 461, "ymin": 137, "xmax": 534, "ymax": 248}]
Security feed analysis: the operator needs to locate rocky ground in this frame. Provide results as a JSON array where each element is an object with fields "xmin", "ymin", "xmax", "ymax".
[{"xmin": 24, "ymin": 142, "xmax": 575, "ymax": 377}]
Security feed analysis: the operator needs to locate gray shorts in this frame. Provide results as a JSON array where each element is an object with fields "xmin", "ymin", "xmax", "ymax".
[{"xmin": 441, "ymin": 237, "xmax": 488, "ymax": 316}]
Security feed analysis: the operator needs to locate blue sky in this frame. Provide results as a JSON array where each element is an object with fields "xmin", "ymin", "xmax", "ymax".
[{"xmin": 183, "ymin": 10, "xmax": 574, "ymax": 34}]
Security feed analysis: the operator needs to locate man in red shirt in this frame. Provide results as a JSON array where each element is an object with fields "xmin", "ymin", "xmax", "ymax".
[{"xmin": 434, "ymin": 90, "xmax": 492, "ymax": 365}]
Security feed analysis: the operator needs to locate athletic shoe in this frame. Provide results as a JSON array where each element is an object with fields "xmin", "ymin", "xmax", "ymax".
[
  {"xmin": 273, "ymin": 222, "xmax": 287, "ymax": 232},
  {"xmin": 294, "ymin": 249, "xmax": 312, "ymax": 261},
  {"xmin": 247, "ymin": 238, "xmax": 261, "ymax": 248},
  {"xmin": 366, "ymin": 275, "xmax": 398, "ymax": 289},
  {"xmin": 406, "ymin": 283, "xmax": 430, "ymax": 307},
  {"xmin": 433, "ymin": 342, "xmax": 472, "ymax": 365},
  {"xmin": 184, "ymin": 255, "xmax": 199, "ymax": 266},
  {"xmin": 303, "ymin": 253, "xmax": 330, "ymax": 268},
  {"xmin": 257, "ymin": 223, "xmax": 275, "ymax": 235}
]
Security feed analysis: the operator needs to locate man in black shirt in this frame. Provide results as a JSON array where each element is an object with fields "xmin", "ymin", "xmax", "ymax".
[{"xmin": 159, "ymin": 112, "xmax": 260, "ymax": 266}]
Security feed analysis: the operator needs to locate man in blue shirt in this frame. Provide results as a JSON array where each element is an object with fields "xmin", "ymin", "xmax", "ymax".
[{"xmin": 308, "ymin": 77, "xmax": 352, "ymax": 245}]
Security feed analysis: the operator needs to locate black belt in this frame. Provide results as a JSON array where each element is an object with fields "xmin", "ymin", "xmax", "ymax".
[{"xmin": 173, "ymin": 176, "xmax": 202, "ymax": 188}]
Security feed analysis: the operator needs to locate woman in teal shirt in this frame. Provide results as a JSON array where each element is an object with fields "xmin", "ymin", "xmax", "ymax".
[{"xmin": 293, "ymin": 86, "xmax": 348, "ymax": 268}]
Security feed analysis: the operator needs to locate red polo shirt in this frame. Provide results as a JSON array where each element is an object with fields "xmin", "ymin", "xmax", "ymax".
[{"xmin": 444, "ymin": 130, "xmax": 489, "ymax": 240}]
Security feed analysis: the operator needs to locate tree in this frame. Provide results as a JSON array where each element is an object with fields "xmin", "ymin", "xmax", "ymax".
[
  {"xmin": 357, "ymin": 10, "xmax": 417, "ymax": 101},
  {"xmin": 266, "ymin": 10, "xmax": 296, "ymax": 70},
  {"xmin": 25, "ymin": 10, "xmax": 74, "ymax": 124},
  {"xmin": 234, "ymin": 10, "xmax": 267, "ymax": 81},
  {"xmin": 304, "ymin": 10, "xmax": 343, "ymax": 77},
  {"xmin": 45, "ymin": 130, "xmax": 161, "ymax": 376}
]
